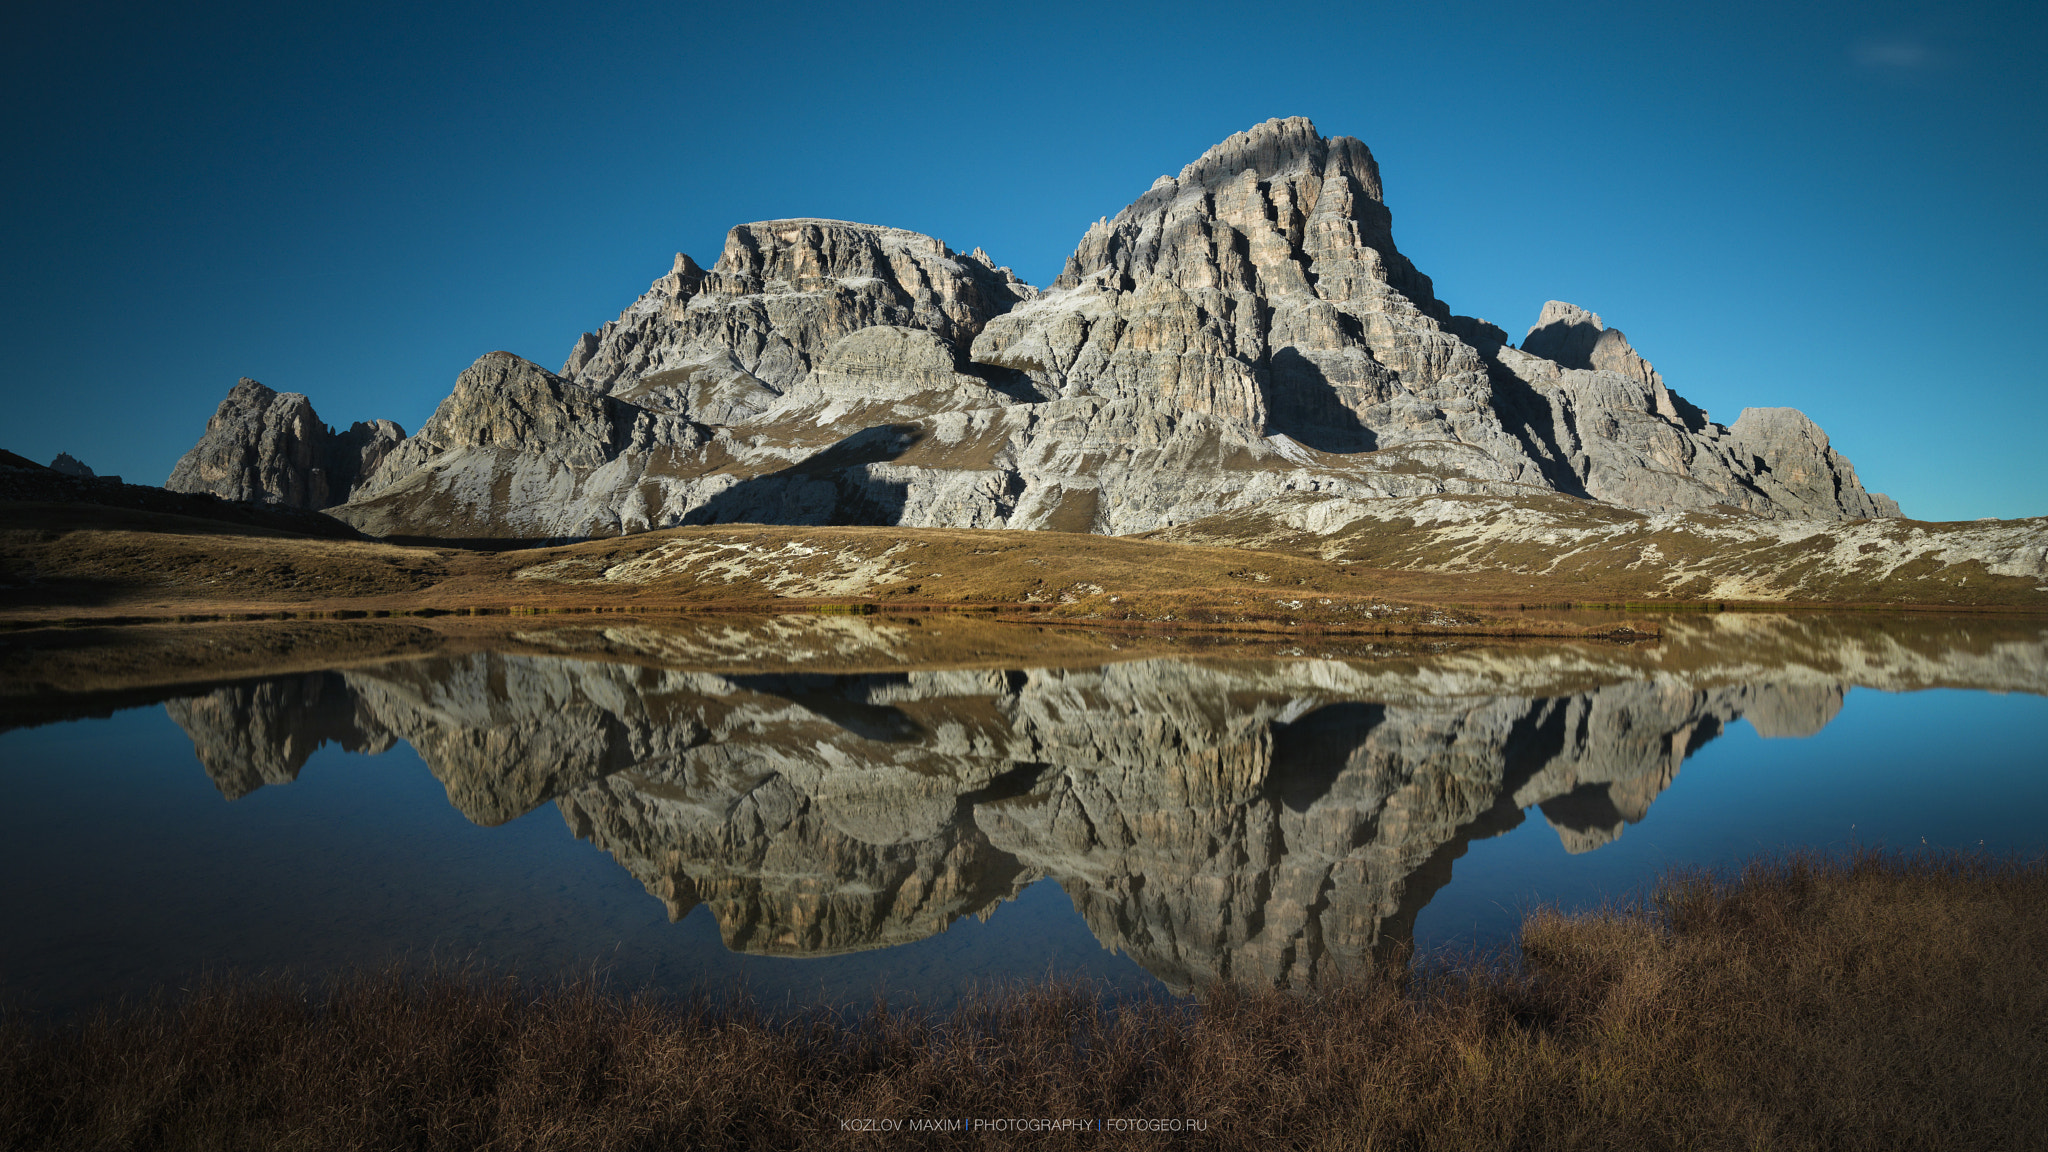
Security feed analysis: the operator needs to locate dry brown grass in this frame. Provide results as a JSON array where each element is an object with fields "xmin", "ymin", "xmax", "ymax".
[
  {"xmin": 3, "ymin": 506, "xmax": 1669, "ymax": 637},
  {"xmin": 4, "ymin": 849, "xmax": 2041, "ymax": 1151},
  {"xmin": 10, "ymin": 500, "xmax": 2042, "ymax": 635}
]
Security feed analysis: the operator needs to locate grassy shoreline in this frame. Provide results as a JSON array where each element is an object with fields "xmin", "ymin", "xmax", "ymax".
[
  {"xmin": 8, "ymin": 504, "xmax": 2044, "ymax": 634},
  {"xmin": 5, "ymin": 849, "xmax": 2042, "ymax": 1150}
]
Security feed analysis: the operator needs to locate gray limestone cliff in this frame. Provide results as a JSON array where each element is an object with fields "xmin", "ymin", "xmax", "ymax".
[
  {"xmin": 1726, "ymin": 407, "xmax": 1900, "ymax": 521},
  {"xmin": 336, "ymin": 351, "xmax": 718, "ymax": 540},
  {"xmin": 165, "ymin": 377, "xmax": 405, "ymax": 510},
  {"xmin": 179, "ymin": 118, "xmax": 1905, "ymax": 539},
  {"xmin": 563, "ymin": 221, "xmax": 1036, "ymax": 411},
  {"xmin": 1491, "ymin": 302, "xmax": 1900, "ymax": 519}
]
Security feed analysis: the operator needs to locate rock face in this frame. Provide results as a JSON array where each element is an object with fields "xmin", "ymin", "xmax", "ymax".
[
  {"xmin": 1726, "ymin": 407, "xmax": 1900, "ymax": 521},
  {"xmin": 563, "ymin": 221, "xmax": 1036, "ymax": 408},
  {"xmin": 325, "ymin": 223, "xmax": 1046, "ymax": 541},
  {"xmin": 975, "ymin": 120, "xmax": 1518, "ymax": 461},
  {"xmin": 166, "ymin": 378, "xmax": 405, "ymax": 510},
  {"xmin": 47, "ymin": 453, "xmax": 94, "ymax": 478},
  {"xmin": 337, "ymin": 352, "xmax": 719, "ymax": 539},
  {"xmin": 154, "ymin": 613, "xmax": 2048, "ymax": 990},
  {"xmin": 182, "ymin": 118, "xmax": 1903, "ymax": 539},
  {"xmin": 1490, "ymin": 303, "xmax": 1900, "ymax": 519}
]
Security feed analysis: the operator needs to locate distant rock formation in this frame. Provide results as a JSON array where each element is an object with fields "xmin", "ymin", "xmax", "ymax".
[
  {"xmin": 1493, "ymin": 303, "xmax": 1898, "ymax": 519},
  {"xmin": 165, "ymin": 378, "xmax": 404, "ymax": 510},
  {"xmin": 1726, "ymin": 407, "xmax": 1899, "ymax": 521},
  {"xmin": 47, "ymin": 453, "xmax": 94, "ymax": 478},
  {"xmin": 173, "ymin": 118, "xmax": 1903, "ymax": 540},
  {"xmin": 155, "ymin": 613, "xmax": 2048, "ymax": 990}
]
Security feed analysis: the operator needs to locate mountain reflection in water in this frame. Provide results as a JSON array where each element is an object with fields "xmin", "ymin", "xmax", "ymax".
[{"xmin": 145, "ymin": 612, "xmax": 2048, "ymax": 994}]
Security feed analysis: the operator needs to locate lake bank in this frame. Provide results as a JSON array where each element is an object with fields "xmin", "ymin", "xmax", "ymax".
[
  {"xmin": 7, "ymin": 504, "xmax": 2045, "ymax": 636},
  {"xmin": 5, "ymin": 849, "xmax": 2041, "ymax": 1151}
]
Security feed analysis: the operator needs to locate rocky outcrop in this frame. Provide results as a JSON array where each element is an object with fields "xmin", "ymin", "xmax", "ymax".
[
  {"xmin": 325, "ymin": 248, "xmax": 1049, "ymax": 542},
  {"xmin": 47, "ymin": 453, "xmax": 95, "ymax": 479},
  {"xmin": 332, "ymin": 352, "xmax": 724, "ymax": 540},
  {"xmin": 1520, "ymin": 302, "xmax": 1668, "ymax": 388},
  {"xmin": 1727, "ymin": 408, "xmax": 1900, "ymax": 520},
  {"xmin": 165, "ymin": 378, "xmax": 404, "ymax": 510},
  {"xmin": 173, "ymin": 119, "xmax": 1905, "ymax": 539},
  {"xmin": 1486, "ymin": 303, "xmax": 1899, "ymax": 519},
  {"xmin": 563, "ymin": 221, "xmax": 1037, "ymax": 413},
  {"xmin": 148, "ymin": 613, "xmax": 2048, "ymax": 989},
  {"xmin": 975, "ymin": 119, "xmax": 1522, "ymax": 461}
]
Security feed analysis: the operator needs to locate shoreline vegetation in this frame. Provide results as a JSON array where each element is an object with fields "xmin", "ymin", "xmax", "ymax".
[{"xmin": 4, "ymin": 850, "xmax": 2042, "ymax": 1151}]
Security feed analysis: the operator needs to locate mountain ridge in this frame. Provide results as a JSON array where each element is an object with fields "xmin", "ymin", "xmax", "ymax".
[{"xmin": 165, "ymin": 117, "xmax": 1918, "ymax": 546}]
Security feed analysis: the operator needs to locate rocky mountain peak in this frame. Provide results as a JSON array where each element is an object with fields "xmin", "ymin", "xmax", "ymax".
[
  {"xmin": 1531, "ymin": 299, "xmax": 1603, "ymax": 332},
  {"xmin": 652, "ymin": 252, "xmax": 708, "ymax": 310},
  {"xmin": 339, "ymin": 350, "xmax": 712, "ymax": 540},
  {"xmin": 555, "ymin": 218, "xmax": 1036, "ymax": 411},
  {"xmin": 48, "ymin": 452, "xmax": 94, "ymax": 478},
  {"xmin": 975, "ymin": 116, "xmax": 1487, "ymax": 454},
  {"xmin": 388, "ymin": 351, "xmax": 700, "ymax": 475},
  {"xmin": 166, "ymin": 377, "xmax": 405, "ymax": 510},
  {"xmin": 1048, "ymin": 116, "xmax": 1400, "ymax": 300},
  {"xmin": 714, "ymin": 219, "xmax": 943, "ymax": 282},
  {"xmin": 698, "ymin": 219, "xmax": 1031, "ymax": 344},
  {"xmin": 1523, "ymin": 301, "xmax": 1656, "ymax": 383},
  {"xmin": 1187, "ymin": 116, "xmax": 1374, "ymax": 195},
  {"xmin": 1727, "ymin": 407, "xmax": 1899, "ymax": 520},
  {"xmin": 1519, "ymin": 299, "xmax": 1693, "ymax": 423}
]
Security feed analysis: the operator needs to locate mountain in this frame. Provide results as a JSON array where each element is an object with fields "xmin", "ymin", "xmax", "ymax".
[
  {"xmin": 47, "ymin": 453, "xmax": 95, "ymax": 478},
  {"xmin": 167, "ymin": 117, "xmax": 1902, "ymax": 543},
  {"xmin": 167, "ymin": 378, "xmax": 405, "ymax": 510}
]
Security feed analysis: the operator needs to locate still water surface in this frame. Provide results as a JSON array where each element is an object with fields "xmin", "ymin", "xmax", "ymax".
[{"xmin": 3, "ymin": 612, "xmax": 2044, "ymax": 1015}]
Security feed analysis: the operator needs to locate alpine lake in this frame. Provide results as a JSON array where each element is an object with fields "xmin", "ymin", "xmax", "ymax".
[{"xmin": 3, "ymin": 609, "xmax": 2043, "ymax": 1018}]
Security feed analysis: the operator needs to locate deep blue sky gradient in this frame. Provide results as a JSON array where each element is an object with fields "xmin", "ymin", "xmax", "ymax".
[{"xmin": 4, "ymin": 0, "xmax": 2042, "ymax": 520}]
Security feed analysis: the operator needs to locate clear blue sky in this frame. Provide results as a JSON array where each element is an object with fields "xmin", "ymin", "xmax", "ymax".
[{"xmin": 4, "ymin": 0, "xmax": 2042, "ymax": 521}]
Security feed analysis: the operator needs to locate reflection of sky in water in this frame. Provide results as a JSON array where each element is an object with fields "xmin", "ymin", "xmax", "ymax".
[
  {"xmin": 1413, "ymin": 688, "xmax": 2048, "ymax": 952},
  {"xmin": 1, "ymin": 682, "xmax": 2042, "ymax": 1016}
]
